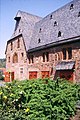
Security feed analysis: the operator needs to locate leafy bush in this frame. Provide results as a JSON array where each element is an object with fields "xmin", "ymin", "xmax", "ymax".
[
  {"xmin": 0, "ymin": 58, "xmax": 6, "ymax": 68},
  {"xmin": 0, "ymin": 71, "xmax": 4, "ymax": 81},
  {"xmin": 0, "ymin": 78, "xmax": 80, "ymax": 120}
]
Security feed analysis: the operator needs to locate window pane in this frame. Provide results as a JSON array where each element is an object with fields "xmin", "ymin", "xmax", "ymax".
[
  {"xmin": 68, "ymin": 48, "xmax": 72, "ymax": 59},
  {"xmin": 29, "ymin": 57, "xmax": 31, "ymax": 64},
  {"xmin": 17, "ymin": 38, "xmax": 20, "ymax": 48},
  {"xmin": 46, "ymin": 52, "xmax": 49, "ymax": 62},
  {"xmin": 11, "ymin": 42, "xmax": 13, "ymax": 50},
  {"xmin": 62, "ymin": 48, "xmax": 66, "ymax": 60},
  {"xmin": 31, "ymin": 55, "xmax": 34, "ymax": 63},
  {"xmin": 43, "ymin": 53, "xmax": 45, "ymax": 62}
]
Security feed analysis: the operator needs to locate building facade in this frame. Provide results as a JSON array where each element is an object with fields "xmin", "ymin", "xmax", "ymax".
[{"xmin": 6, "ymin": 0, "xmax": 80, "ymax": 82}]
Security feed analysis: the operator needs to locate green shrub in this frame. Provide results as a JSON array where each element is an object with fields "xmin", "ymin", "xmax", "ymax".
[
  {"xmin": 0, "ymin": 71, "xmax": 4, "ymax": 81},
  {"xmin": 0, "ymin": 78, "xmax": 80, "ymax": 120}
]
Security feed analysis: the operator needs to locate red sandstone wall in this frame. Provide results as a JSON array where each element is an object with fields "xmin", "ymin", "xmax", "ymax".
[
  {"xmin": 6, "ymin": 38, "xmax": 80, "ymax": 82},
  {"xmin": 28, "ymin": 41, "xmax": 80, "ymax": 82},
  {"xmin": 6, "ymin": 36, "xmax": 28, "ymax": 80}
]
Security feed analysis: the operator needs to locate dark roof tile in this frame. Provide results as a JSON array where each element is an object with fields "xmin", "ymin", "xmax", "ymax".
[{"xmin": 29, "ymin": 0, "xmax": 80, "ymax": 50}]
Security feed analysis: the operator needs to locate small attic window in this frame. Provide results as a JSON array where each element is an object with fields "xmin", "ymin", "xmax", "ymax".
[
  {"xmin": 19, "ymin": 29, "xmax": 21, "ymax": 33},
  {"xmin": 78, "ymin": 12, "xmax": 80, "ymax": 17},
  {"xmin": 39, "ymin": 28, "xmax": 42, "ymax": 33},
  {"xmin": 50, "ymin": 15, "xmax": 52, "ymax": 19},
  {"xmin": 58, "ymin": 31, "xmax": 61, "ymax": 37},
  {"xmin": 70, "ymin": 4, "xmax": 74, "ymax": 10},
  {"xmin": 54, "ymin": 21, "xmax": 57, "ymax": 26},
  {"xmin": 38, "ymin": 38, "xmax": 41, "ymax": 43}
]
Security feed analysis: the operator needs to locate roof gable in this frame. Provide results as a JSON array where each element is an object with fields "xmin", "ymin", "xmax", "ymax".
[{"xmin": 11, "ymin": 10, "xmax": 42, "ymax": 50}]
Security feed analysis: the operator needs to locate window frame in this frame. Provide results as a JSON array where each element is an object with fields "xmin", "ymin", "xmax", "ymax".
[{"xmin": 62, "ymin": 47, "xmax": 72, "ymax": 60}]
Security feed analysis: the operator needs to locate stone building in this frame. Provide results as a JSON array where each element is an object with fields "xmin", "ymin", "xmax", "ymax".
[{"xmin": 5, "ymin": 0, "xmax": 80, "ymax": 82}]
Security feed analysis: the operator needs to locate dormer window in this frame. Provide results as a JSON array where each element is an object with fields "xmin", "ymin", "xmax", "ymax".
[
  {"xmin": 58, "ymin": 31, "xmax": 61, "ymax": 37},
  {"xmin": 39, "ymin": 28, "xmax": 42, "ymax": 33},
  {"xmin": 38, "ymin": 38, "xmax": 41, "ymax": 43},
  {"xmin": 19, "ymin": 29, "xmax": 21, "ymax": 33},
  {"xmin": 50, "ymin": 15, "xmax": 52, "ymax": 19},
  {"xmin": 78, "ymin": 12, "xmax": 80, "ymax": 17},
  {"xmin": 70, "ymin": 4, "xmax": 74, "ymax": 10},
  {"xmin": 54, "ymin": 21, "xmax": 57, "ymax": 26}
]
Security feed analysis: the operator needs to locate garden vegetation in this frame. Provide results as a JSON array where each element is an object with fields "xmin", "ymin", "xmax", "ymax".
[{"xmin": 0, "ymin": 78, "xmax": 80, "ymax": 120}]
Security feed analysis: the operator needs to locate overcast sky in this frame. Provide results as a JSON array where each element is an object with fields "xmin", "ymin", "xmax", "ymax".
[{"xmin": 0, "ymin": 0, "xmax": 72, "ymax": 59}]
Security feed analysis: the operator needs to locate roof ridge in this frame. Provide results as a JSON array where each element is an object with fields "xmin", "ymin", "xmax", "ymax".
[{"xmin": 17, "ymin": 10, "xmax": 42, "ymax": 19}]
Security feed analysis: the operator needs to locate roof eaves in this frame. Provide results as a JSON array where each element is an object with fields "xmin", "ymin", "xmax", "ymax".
[
  {"xmin": 28, "ymin": 35, "xmax": 80, "ymax": 53},
  {"xmin": 7, "ymin": 34, "xmax": 22, "ymax": 44}
]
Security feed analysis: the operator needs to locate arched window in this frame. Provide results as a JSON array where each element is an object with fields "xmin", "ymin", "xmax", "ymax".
[{"xmin": 13, "ymin": 53, "xmax": 18, "ymax": 63}]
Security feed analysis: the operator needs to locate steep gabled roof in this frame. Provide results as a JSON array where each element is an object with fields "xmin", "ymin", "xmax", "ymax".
[
  {"xmin": 29, "ymin": 0, "xmax": 80, "ymax": 51},
  {"xmin": 11, "ymin": 10, "xmax": 42, "ymax": 50}
]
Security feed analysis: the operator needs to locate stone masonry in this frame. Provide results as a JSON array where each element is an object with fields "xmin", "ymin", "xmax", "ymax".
[{"xmin": 5, "ymin": 0, "xmax": 80, "ymax": 82}]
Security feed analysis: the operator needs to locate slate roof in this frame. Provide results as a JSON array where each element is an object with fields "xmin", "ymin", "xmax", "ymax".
[
  {"xmin": 29, "ymin": 0, "xmax": 80, "ymax": 51},
  {"xmin": 56, "ymin": 61, "xmax": 75, "ymax": 70},
  {"xmin": 11, "ymin": 10, "xmax": 42, "ymax": 50},
  {"xmin": 7, "ymin": 0, "xmax": 80, "ymax": 52}
]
